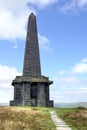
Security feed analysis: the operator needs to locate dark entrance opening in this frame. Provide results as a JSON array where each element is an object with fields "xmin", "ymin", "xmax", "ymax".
[{"xmin": 31, "ymin": 83, "xmax": 38, "ymax": 106}]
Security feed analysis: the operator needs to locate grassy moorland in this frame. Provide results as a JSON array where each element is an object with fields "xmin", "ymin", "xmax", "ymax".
[
  {"xmin": 0, "ymin": 107, "xmax": 55, "ymax": 130},
  {"xmin": 55, "ymin": 107, "xmax": 87, "ymax": 130},
  {"xmin": 0, "ymin": 106, "xmax": 86, "ymax": 130}
]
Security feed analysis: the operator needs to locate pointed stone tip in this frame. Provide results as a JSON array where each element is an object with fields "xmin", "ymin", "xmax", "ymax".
[
  {"xmin": 28, "ymin": 12, "xmax": 36, "ymax": 20},
  {"xmin": 30, "ymin": 12, "xmax": 36, "ymax": 17}
]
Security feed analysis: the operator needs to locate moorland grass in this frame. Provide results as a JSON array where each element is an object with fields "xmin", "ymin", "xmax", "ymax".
[
  {"xmin": 0, "ymin": 106, "xmax": 86, "ymax": 130},
  {"xmin": 0, "ymin": 106, "xmax": 56, "ymax": 130},
  {"xmin": 55, "ymin": 107, "xmax": 87, "ymax": 130}
]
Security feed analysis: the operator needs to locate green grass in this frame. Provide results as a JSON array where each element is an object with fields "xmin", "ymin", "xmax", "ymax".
[
  {"xmin": 0, "ymin": 106, "xmax": 56, "ymax": 130},
  {"xmin": 55, "ymin": 107, "xmax": 87, "ymax": 130},
  {"xmin": 0, "ymin": 106, "xmax": 86, "ymax": 130}
]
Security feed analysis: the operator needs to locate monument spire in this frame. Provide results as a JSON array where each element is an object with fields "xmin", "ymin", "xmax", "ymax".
[
  {"xmin": 10, "ymin": 13, "xmax": 54, "ymax": 107},
  {"xmin": 23, "ymin": 13, "xmax": 41, "ymax": 76}
]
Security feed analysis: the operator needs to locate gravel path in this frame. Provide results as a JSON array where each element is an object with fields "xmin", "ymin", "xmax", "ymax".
[{"xmin": 50, "ymin": 111, "xmax": 72, "ymax": 130}]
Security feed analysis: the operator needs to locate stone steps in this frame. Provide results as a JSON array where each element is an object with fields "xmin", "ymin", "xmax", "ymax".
[{"xmin": 50, "ymin": 111, "xmax": 72, "ymax": 130}]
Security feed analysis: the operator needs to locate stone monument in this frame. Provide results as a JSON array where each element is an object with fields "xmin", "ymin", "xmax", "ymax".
[{"xmin": 10, "ymin": 13, "xmax": 54, "ymax": 107}]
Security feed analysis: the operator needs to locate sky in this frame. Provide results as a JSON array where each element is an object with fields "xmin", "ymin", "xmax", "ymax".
[{"xmin": 0, "ymin": 0, "xmax": 87, "ymax": 104}]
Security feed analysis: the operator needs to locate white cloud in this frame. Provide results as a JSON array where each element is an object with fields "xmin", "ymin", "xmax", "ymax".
[
  {"xmin": 0, "ymin": 1, "xmax": 32, "ymax": 40},
  {"xmin": 72, "ymin": 57, "xmax": 87, "ymax": 73},
  {"xmin": 29, "ymin": 0, "xmax": 58, "ymax": 8},
  {"xmin": 50, "ymin": 77, "xmax": 87, "ymax": 103},
  {"xmin": 51, "ymin": 56, "xmax": 87, "ymax": 102},
  {"xmin": 72, "ymin": 62, "xmax": 87, "ymax": 73},
  {"xmin": 59, "ymin": 70, "xmax": 67, "ymax": 74},
  {"xmin": 0, "ymin": 90, "xmax": 13, "ymax": 103},
  {"xmin": 0, "ymin": 64, "xmax": 21, "ymax": 103},
  {"xmin": 39, "ymin": 34, "xmax": 51, "ymax": 51},
  {"xmin": 51, "ymin": 87, "xmax": 87, "ymax": 103},
  {"xmin": 78, "ymin": 0, "xmax": 87, "ymax": 7},
  {"xmin": 68, "ymin": 88, "xmax": 87, "ymax": 94},
  {"xmin": 51, "ymin": 58, "xmax": 87, "ymax": 103},
  {"xmin": 81, "ymin": 58, "xmax": 87, "ymax": 63},
  {"xmin": 59, "ymin": 0, "xmax": 77, "ymax": 14},
  {"xmin": 0, "ymin": 0, "xmax": 57, "ymax": 40},
  {"xmin": 0, "ymin": 0, "xmax": 55, "ymax": 51},
  {"xmin": 52, "ymin": 77, "xmax": 79, "ymax": 89},
  {"xmin": 58, "ymin": 57, "xmax": 87, "ymax": 74},
  {"xmin": 0, "ymin": 0, "xmax": 87, "ymax": 41},
  {"xmin": 59, "ymin": 77, "xmax": 78, "ymax": 84},
  {"xmin": 0, "ymin": 65, "xmax": 21, "ymax": 80},
  {"xmin": 59, "ymin": 0, "xmax": 87, "ymax": 14}
]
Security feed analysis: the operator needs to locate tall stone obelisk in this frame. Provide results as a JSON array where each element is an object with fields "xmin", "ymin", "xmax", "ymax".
[
  {"xmin": 23, "ymin": 13, "xmax": 41, "ymax": 76},
  {"xmin": 10, "ymin": 13, "xmax": 54, "ymax": 107}
]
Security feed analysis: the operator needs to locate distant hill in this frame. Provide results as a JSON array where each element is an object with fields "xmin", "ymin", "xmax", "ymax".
[
  {"xmin": 54, "ymin": 102, "xmax": 87, "ymax": 108},
  {"xmin": 0, "ymin": 103, "xmax": 9, "ymax": 106},
  {"xmin": 0, "ymin": 102, "xmax": 87, "ymax": 108}
]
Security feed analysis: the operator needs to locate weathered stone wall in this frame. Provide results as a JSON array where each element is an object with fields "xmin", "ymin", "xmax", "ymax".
[
  {"xmin": 38, "ymin": 83, "xmax": 46, "ymax": 106},
  {"xmin": 10, "ymin": 76, "xmax": 53, "ymax": 107}
]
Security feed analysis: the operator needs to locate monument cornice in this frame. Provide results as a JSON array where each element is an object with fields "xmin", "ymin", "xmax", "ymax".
[{"xmin": 12, "ymin": 76, "xmax": 53, "ymax": 85}]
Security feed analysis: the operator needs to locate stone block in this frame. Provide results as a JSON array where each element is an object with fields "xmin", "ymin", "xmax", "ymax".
[
  {"xmin": 47, "ymin": 100, "xmax": 54, "ymax": 107},
  {"xmin": 24, "ymin": 100, "xmax": 31, "ymax": 106},
  {"xmin": 10, "ymin": 101, "xmax": 15, "ymax": 106},
  {"xmin": 38, "ymin": 100, "xmax": 46, "ymax": 107}
]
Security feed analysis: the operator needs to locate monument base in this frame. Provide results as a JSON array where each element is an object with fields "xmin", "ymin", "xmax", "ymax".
[{"xmin": 10, "ymin": 76, "xmax": 54, "ymax": 107}]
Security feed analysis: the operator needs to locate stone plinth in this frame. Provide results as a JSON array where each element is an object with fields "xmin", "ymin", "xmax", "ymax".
[{"xmin": 10, "ymin": 76, "xmax": 53, "ymax": 107}]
